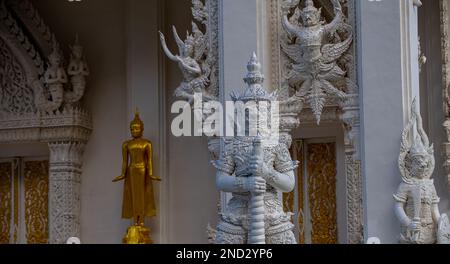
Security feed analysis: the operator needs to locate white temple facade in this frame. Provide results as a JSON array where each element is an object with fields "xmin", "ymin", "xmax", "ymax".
[{"xmin": 0, "ymin": 0, "xmax": 450, "ymax": 244}]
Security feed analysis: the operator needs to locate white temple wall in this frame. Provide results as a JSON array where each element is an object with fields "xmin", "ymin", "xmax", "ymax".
[
  {"xmin": 358, "ymin": 0, "xmax": 404, "ymax": 244},
  {"xmin": 358, "ymin": 0, "xmax": 423, "ymax": 243}
]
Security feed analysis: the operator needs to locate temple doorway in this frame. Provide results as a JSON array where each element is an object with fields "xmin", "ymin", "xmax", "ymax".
[
  {"xmin": 284, "ymin": 139, "xmax": 338, "ymax": 244},
  {"xmin": 0, "ymin": 158, "xmax": 49, "ymax": 244}
]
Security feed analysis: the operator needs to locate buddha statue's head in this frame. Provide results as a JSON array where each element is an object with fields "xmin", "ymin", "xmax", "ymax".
[
  {"xmin": 300, "ymin": 0, "xmax": 322, "ymax": 27},
  {"xmin": 130, "ymin": 110, "xmax": 144, "ymax": 139},
  {"xmin": 407, "ymin": 136, "xmax": 434, "ymax": 179}
]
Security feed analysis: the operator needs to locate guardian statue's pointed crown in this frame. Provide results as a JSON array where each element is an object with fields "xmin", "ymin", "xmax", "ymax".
[{"xmin": 231, "ymin": 53, "xmax": 276, "ymax": 102}]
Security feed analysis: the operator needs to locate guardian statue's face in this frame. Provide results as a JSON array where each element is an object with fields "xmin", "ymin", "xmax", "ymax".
[
  {"xmin": 409, "ymin": 154, "xmax": 432, "ymax": 179},
  {"xmin": 301, "ymin": 11, "xmax": 320, "ymax": 27}
]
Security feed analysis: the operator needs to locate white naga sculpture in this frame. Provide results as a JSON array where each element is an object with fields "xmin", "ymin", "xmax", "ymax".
[
  {"xmin": 281, "ymin": 0, "xmax": 354, "ymax": 124},
  {"xmin": 394, "ymin": 99, "xmax": 450, "ymax": 244},
  {"xmin": 213, "ymin": 54, "xmax": 298, "ymax": 244},
  {"xmin": 34, "ymin": 36, "xmax": 89, "ymax": 112}
]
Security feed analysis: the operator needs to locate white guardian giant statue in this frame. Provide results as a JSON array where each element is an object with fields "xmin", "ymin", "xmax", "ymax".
[
  {"xmin": 394, "ymin": 99, "xmax": 450, "ymax": 244},
  {"xmin": 212, "ymin": 53, "xmax": 298, "ymax": 244}
]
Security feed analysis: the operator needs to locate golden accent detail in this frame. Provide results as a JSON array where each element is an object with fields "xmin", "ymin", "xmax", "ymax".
[
  {"xmin": 282, "ymin": 145, "xmax": 295, "ymax": 213},
  {"xmin": 284, "ymin": 140, "xmax": 306, "ymax": 244},
  {"xmin": 296, "ymin": 141, "xmax": 305, "ymax": 245},
  {"xmin": 24, "ymin": 161, "xmax": 49, "ymax": 244},
  {"xmin": 0, "ymin": 162, "xmax": 12, "ymax": 244},
  {"xmin": 123, "ymin": 224, "xmax": 153, "ymax": 244},
  {"xmin": 114, "ymin": 111, "xmax": 161, "ymax": 244},
  {"xmin": 13, "ymin": 159, "xmax": 19, "ymax": 244},
  {"xmin": 307, "ymin": 143, "xmax": 338, "ymax": 244}
]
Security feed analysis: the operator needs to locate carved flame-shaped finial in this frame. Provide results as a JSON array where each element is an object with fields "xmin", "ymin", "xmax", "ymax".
[
  {"xmin": 244, "ymin": 52, "xmax": 264, "ymax": 85},
  {"xmin": 230, "ymin": 53, "xmax": 275, "ymax": 103}
]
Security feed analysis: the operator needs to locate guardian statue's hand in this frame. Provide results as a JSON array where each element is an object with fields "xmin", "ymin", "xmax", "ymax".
[
  {"xmin": 249, "ymin": 156, "xmax": 271, "ymax": 178},
  {"xmin": 244, "ymin": 177, "xmax": 266, "ymax": 195}
]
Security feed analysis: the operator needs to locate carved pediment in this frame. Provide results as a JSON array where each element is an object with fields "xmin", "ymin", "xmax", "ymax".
[
  {"xmin": 0, "ymin": 0, "xmax": 92, "ymax": 143},
  {"xmin": 0, "ymin": 37, "xmax": 36, "ymax": 114}
]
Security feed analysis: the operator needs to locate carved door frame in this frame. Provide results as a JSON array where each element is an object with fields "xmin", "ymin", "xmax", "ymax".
[
  {"xmin": 268, "ymin": 0, "xmax": 363, "ymax": 243},
  {"xmin": 286, "ymin": 138, "xmax": 339, "ymax": 244}
]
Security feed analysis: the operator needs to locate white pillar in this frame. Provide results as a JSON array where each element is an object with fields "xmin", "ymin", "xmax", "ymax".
[
  {"xmin": 48, "ymin": 142, "xmax": 85, "ymax": 244},
  {"xmin": 358, "ymin": 0, "xmax": 421, "ymax": 243}
]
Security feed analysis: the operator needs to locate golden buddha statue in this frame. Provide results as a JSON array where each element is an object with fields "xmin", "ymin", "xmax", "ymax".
[{"xmin": 113, "ymin": 110, "xmax": 161, "ymax": 244}]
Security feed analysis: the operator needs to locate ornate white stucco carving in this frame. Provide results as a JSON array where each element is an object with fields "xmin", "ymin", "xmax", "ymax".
[
  {"xmin": 440, "ymin": 0, "xmax": 450, "ymax": 189},
  {"xmin": 280, "ymin": 0, "xmax": 355, "ymax": 124},
  {"xmin": 0, "ymin": 37, "xmax": 36, "ymax": 114},
  {"xmin": 213, "ymin": 54, "xmax": 297, "ymax": 244},
  {"xmin": 394, "ymin": 99, "xmax": 450, "ymax": 244},
  {"xmin": 160, "ymin": 0, "xmax": 220, "ymax": 161},
  {"xmin": 5, "ymin": 0, "xmax": 59, "ymax": 56},
  {"xmin": 0, "ymin": 0, "xmax": 92, "ymax": 244},
  {"xmin": 48, "ymin": 141, "xmax": 85, "ymax": 244},
  {"xmin": 33, "ymin": 36, "xmax": 89, "ymax": 113},
  {"xmin": 0, "ymin": 1, "xmax": 46, "ymax": 78},
  {"xmin": 160, "ymin": 0, "xmax": 218, "ymax": 104},
  {"xmin": 271, "ymin": 0, "xmax": 363, "ymax": 243}
]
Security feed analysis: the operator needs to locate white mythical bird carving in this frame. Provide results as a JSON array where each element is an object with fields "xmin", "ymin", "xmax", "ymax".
[{"xmin": 281, "ymin": 0, "xmax": 355, "ymax": 124}]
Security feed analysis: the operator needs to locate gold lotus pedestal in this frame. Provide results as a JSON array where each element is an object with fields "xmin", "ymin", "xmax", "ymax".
[{"xmin": 123, "ymin": 224, "xmax": 153, "ymax": 244}]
